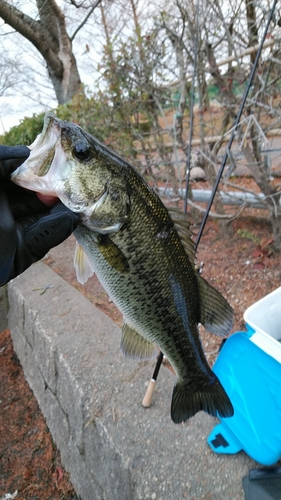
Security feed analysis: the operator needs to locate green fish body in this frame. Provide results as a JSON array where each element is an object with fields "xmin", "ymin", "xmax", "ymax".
[{"xmin": 12, "ymin": 113, "xmax": 234, "ymax": 423}]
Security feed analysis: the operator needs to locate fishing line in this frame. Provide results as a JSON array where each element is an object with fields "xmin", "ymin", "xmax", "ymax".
[
  {"xmin": 142, "ymin": 0, "xmax": 278, "ymax": 409},
  {"xmin": 194, "ymin": 0, "xmax": 278, "ymax": 250}
]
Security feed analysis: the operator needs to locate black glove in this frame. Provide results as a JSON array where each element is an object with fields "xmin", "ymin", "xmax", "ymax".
[{"xmin": 0, "ymin": 145, "xmax": 80, "ymax": 286}]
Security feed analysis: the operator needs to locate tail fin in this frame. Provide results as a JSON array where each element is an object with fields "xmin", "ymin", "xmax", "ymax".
[{"xmin": 171, "ymin": 375, "xmax": 233, "ymax": 424}]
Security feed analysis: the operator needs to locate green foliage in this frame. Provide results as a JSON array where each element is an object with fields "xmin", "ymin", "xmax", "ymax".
[
  {"xmin": 237, "ymin": 229, "xmax": 260, "ymax": 243},
  {"xmin": 0, "ymin": 113, "xmax": 44, "ymax": 146},
  {"xmin": 0, "ymin": 93, "xmax": 137, "ymax": 161}
]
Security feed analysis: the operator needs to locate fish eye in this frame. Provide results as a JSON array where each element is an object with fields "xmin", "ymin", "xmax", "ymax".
[{"xmin": 73, "ymin": 141, "xmax": 92, "ymax": 161}]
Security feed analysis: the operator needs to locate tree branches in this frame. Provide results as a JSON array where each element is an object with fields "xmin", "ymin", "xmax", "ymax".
[
  {"xmin": 0, "ymin": 0, "xmax": 83, "ymax": 103},
  {"xmin": 70, "ymin": 0, "xmax": 102, "ymax": 41}
]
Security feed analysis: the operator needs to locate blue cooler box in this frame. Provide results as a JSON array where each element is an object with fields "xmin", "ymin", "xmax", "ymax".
[{"xmin": 208, "ymin": 286, "xmax": 281, "ymax": 465}]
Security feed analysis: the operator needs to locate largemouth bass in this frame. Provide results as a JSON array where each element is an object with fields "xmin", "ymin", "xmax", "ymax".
[{"xmin": 12, "ymin": 112, "xmax": 234, "ymax": 423}]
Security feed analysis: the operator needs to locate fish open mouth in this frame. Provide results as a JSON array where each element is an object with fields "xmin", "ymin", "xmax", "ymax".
[
  {"xmin": 11, "ymin": 113, "xmax": 64, "ymax": 198},
  {"xmin": 28, "ymin": 112, "xmax": 60, "ymax": 152},
  {"xmin": 12, "ymin": 112, "xmax": 110, "ymax": 213}
]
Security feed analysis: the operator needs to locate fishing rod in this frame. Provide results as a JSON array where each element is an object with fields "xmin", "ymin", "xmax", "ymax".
[{"xmin": 142, "ymin": 0, "xmax": 278, "ymax": 409}]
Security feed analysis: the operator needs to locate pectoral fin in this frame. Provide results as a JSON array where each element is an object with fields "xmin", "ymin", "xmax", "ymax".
[
  {"xmin": 74, "ymin": 242, "xmax": 95, "ymax": 284},
  {"xmin": 97, "ymin": 234, "xmax": 130, "ymax": 273},
  {"xmin": 196, "ymin": 274, "xmax": 234, "ymax": 337},
  {"xmin": 121, "ymin": 322, "xmax": 158, "ymax": 360}
]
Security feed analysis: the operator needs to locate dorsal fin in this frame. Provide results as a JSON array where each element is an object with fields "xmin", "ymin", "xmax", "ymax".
[{"xmin": 168, "ymin": 208, "xmax": 196, "ymax": 267}]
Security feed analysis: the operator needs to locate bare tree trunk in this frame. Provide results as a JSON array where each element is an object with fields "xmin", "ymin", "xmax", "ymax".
[
  {"xmin": 205, "ymin": 41, "xmax": 237, "ymax": 122},
  {"xmin": 245, "ymin": 0, "xmax": 259, "ymax": 65},
  {"xmin": 0, "ymin": 0, "xmax": 86, "ymax": 104}
]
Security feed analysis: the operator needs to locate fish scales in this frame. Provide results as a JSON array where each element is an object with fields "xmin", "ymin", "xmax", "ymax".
[
  {"xmin": 80, "ymin": 170, "xmax": 198, "ymax": 331},
  {"xmin": 12, "ymin": 112, "xmax": 234, "ymax": 423},
  {"xmin": 75, "ymin": 178, "xmax": 200, "ymax": 364}
]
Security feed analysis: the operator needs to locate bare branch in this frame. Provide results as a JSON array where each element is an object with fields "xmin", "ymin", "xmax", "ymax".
[
  {"xmin": 69, "ymin": 0, "xmax": 89, "ymax": 7},
  {"xmin": 187, "ymin": 198, "xmax": 247, "ymax": 220},
  {"xmin": 211, "ymin": 0, "xmax": 239, "ymax": 63},
  {"xmin": 0, "ymin": 1, "xmax": 54, "ymax": 53},
  {"xmin": 71, "ymin": 0, "xmax": 102, "ymax": 41}
]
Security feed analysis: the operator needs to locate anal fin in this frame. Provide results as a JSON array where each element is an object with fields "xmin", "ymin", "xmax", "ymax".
[{"xmin": 121, "ymin": 322, "xmax": 158, "ymax": 360}]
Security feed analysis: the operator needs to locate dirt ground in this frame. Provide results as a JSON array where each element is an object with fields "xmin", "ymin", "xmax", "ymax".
[
  {"xmin": 1, "ymin": 177, "xmax": 281, "ymax": 499},
  {"xmin": 0, "ymin": 328, "xmax": 78, "ymax": 500}
]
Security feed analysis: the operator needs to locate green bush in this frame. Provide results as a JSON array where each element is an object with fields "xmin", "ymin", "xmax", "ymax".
[
  {"xmin": 0, "ymin": 113, "xmax": 44, "ymax": 146},
  {"xmin": 0, "ymin": 94, "xmax": 136, "ymax": 161}
]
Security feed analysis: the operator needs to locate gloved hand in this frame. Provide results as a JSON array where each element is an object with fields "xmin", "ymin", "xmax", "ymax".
[{"xmin": 0, "ymin": 144, "xmax": 80, "ymax": 286}]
